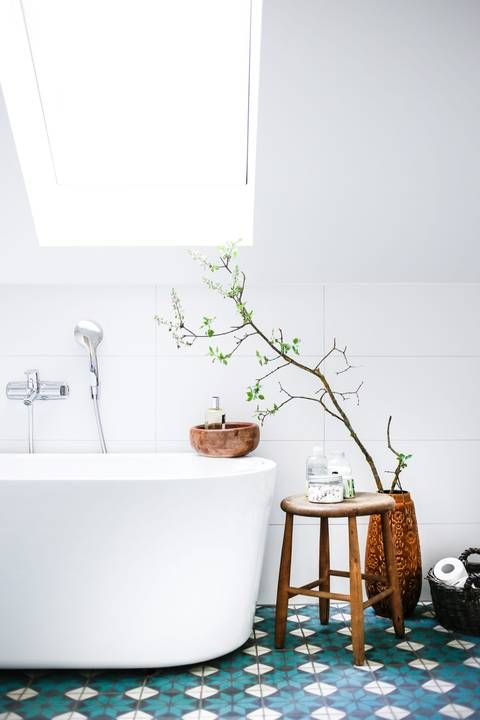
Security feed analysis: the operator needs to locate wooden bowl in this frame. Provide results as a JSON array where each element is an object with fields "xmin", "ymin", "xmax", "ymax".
[{"xmin": 190, "ymin": 422, "xmax": 260, "ymax": 458}]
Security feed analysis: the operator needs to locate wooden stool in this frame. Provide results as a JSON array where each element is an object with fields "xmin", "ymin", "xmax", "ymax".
[{"xmin": 275, "ymin": 492, "xmax": 405, "ymax": 665}]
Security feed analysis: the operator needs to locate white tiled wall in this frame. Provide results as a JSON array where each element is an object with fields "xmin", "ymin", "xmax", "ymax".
[{"xmin": 1, "ymin": 283, "xmax": 479, "ymax": 603}]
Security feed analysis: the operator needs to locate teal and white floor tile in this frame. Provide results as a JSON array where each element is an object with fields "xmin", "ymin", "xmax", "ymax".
[{"xmin": 0, "ymin": 603, "xmax": 479, "ymax": 720}]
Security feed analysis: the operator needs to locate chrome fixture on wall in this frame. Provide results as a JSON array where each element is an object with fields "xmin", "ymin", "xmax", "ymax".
[
  {"xmin": 6, "ymin": 368, "xmax": 69, "ymax": 453},
  {"xmin": 74, "ymin": 320, "xmax": 107, "ymax": 453}
]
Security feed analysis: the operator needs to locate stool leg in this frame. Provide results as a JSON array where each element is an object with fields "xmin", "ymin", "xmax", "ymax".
[
  {"xmin": 275, "ymin": 512, "xmax": 294, "ymax": 649},
  {"xmin": 319, "ymin": 517, "xmax": 330, "ymax": 625},
  {"xmin": 381, "ymin": 511, "xmax": 405, "ymax": 638},
  {"xmin": 348, "ymin": 516, "xmax": 365, "ymax": 665}
]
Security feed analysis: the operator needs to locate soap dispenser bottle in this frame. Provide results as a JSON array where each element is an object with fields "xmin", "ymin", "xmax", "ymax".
[
  {"xmin": 305, "ymin": 445, "xmax": 328, "ymax": 495},
  {"xmin": 205, "ymin": 396, "xmax": 226, "ymax": 429}
]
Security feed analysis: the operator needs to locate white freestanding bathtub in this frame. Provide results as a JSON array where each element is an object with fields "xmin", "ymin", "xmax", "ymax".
[{"xmin": 0, "ymin": 453, "xmax": 276, "ymax": 668}]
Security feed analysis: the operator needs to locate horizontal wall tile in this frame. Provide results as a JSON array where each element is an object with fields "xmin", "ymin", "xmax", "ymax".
[
  {"xmin": 258, "ymin": 522, "xmax": 480, "ymax": 604},
  {"xmin": 245, "ymin": 284, "xmax": 323, "ymax": 357},
  {"xmin": 323, "ymin": 439, "xmax": 480, "ymax": 525},
  {"xmin": 0, "ymin": 439, "xmax": 26, "ymax": 453},
  {"xmin": 325, "ymin": 284, "xmax": 480, "ymax": 356},
  {"xmin": 256, "ymin": 440, "xmax": 323, "ymax": 524},
  {"xmin": 0, "ymin": 285, "xmax": 156, "ymax": 356},
  {"xmin": 256, "ymin": 438, "xmax": 473, "ymax": 527},
  {"xmin": 258, "ymin": 523, "xmax": 368, "ymax": 605},
  {"xmin": 156, "ymin": 356, "xmax": 325, "ymax": 441},
  {"xmin": 156, "ymin": 440, "xmax": 191, "ymax": 453},
  {"xmin": 156, "ymin": 283, "xmax": 324, "ymax": 357},
  {"xmin": 156, "ymin": 283, "xmax": 240, "ymax": 356},
  {"xmin": 325, "ymin": 356, "xmax": 480, "ymax": 441},
  {"xmin": 0, "ymin": 356, "xmax": 155, "ymax": 442}
]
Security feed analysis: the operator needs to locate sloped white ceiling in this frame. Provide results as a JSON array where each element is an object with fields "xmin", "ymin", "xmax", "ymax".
[{"xmin": 1, "ymin": 0, "xmax": 480, "ymax": 283}]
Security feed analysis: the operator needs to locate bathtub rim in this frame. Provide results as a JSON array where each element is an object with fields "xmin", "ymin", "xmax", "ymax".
[{"xmin": 0, "ymin": 451, "xmax": 277, "ymax": 482}]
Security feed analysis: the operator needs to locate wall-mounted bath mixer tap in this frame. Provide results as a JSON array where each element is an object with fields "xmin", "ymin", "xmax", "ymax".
[
  {"xmin": 6, "ymin": 369, "xmax": 69, "ymax": 453},
  {"xmin": 6, "ymin": 369, "xmax": 69, "ymax": 405},
  {"xmin": 74, "ymin": 320, "xmax": 107, "ymax": 454}
]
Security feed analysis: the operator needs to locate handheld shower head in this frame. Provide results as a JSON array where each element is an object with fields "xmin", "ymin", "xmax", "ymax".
[
  {"xmin": 74, "ymin": 320, "xmax": 107, "ymax": 453},
  {"xmin": 74, "ymin": 320, "xmax": 104, "ymax": 397}
]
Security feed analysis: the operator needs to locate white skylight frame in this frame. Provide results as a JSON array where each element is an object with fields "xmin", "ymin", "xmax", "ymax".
[{"xmin": 0, "ymin": 0, "xmax": 262, "ymax": 247}]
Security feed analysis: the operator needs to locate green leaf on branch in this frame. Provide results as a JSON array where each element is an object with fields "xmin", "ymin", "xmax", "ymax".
[
  {"xmin": 208, "ymin": 346, "xmax": 229, "ymax": 365},
  {"xmin": 256, "ymin": 350, "xmax": 269, "ymax": 366},
  {"xmin": 292, "ymin": 337, "xmax": 301, "ymax": 355},
  {"xmin": 246, "ymin": 381, "xmax": 264, "ymax": 402},
  {"xmin": 237, "ymin": 304, "xmax": 253, "ymax": 322},
  {"xmin": 201, "ymin": 316, "xmax": 216, "ymax": 337}
]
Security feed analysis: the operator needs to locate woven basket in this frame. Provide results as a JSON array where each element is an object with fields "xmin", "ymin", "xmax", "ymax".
[{"xmin": 428, "ymin": 547, "xmax": 480, "ymax": 635}]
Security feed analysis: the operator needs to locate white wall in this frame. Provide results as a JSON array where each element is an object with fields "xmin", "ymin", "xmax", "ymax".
[{"xmin": 0, "ymin": 281, "xmax": 478, "ymax": 602}]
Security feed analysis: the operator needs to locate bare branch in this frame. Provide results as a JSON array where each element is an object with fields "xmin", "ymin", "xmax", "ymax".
[
  {"xmin": 314, "ymin": 337, "xmax": 356, "ymax": 376},
  {"xmin": 387, "ymin": 415, "xmax": 400, "ymax": 456},
  {"xmin": 315, "ymin": 380, "xmax": 363, "ymax": 405},
  {"xmin": 278, "ymin": 382, "xmax": 322, "ymax": 405},
  {"xmin": 337, "ymin": 381, "xmax": 363, "ymax": 405},
  {"xmin": 316, "ymin": 390, "xmax": 344, "ymax": 422},
  {"xmin": 335, "ymin": 343, "xmax": 356, "ymax": 375},
  {"xmin": 225, "ymin": 331, "xmax": 257, "ymax": 358},
  {"xmin": 257, "ymin": 361, "xmax": 290, "ymax": 383},
  {"xmin": 314, "ymin": 339, "xmax": 339, "ymax": 369},
  {"xmin": 386, "ymin": 415, "xmax": 412, "ymax": 492}
]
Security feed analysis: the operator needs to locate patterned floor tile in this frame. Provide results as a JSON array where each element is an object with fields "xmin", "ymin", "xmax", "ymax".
[
  {"xmin": 374, "ymin": 706, "xmax": 411, "ymax": 719},
  {"xmin": 311, "ymin": 709, "xmax": 346, "ymax": 720},
  {"xmin": 1, "ymin": 604, "xmax": 480, "ymax": 720},
  {"xmin": 438, "ymin": 704, "xmax": 476, "ymax": 718}
]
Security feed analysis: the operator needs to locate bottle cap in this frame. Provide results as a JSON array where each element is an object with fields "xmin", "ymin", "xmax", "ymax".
[
  {"xmin": 312, "ymin": 445, "xmax": 324, "ymax": 455},
  {"xmin": 212, "ymin": 396, "xmax": 220, "ymax": 409}
]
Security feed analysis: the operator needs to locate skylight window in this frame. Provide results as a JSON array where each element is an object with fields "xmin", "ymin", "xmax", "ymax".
[{"xmin": 0, "ymin": 0, "xmax": 262, "ymax": 246}]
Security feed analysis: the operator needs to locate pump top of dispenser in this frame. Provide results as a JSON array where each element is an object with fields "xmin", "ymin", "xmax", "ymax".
[{"xmin": 306, "ymin": 446, "xmax": 329, "ymax": 478}]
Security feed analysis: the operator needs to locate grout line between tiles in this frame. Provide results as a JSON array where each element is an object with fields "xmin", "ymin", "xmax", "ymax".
[
  {"xmin": 7, "ymin": 352, "xmax": 480, "ymax": 360},
  {"xmin": 291, "ymin": 603, "xmax": 332, "ymax": 717},
  {"xmin": 335, "ymin": 602, "xmax": 390, "ymax": 715},
  {"xmin": 251, "ymin": 622, "xmax": 269, "ymax": 719},
  {"xmin": 131, "ymin": 674, "xmax": 148, "ymax": 720},
  {"xmin": 407, "ymin": 602, "xmax": 464, "ymax": 720},
  {"xmin": 271, "ymin": 604, "xmax": 300, "ymax": 719},
  {"xmin": 67, "ymin": 670, "xmax": 93, "ymax": 720},
  {"xmin": 197, "ymin": 664, "xmax": 206, "ymax": 718},
  {"xmin": 153, "ymin": 280, "xmax": 480, "ymax": 289},
  {"xmin": 154, "ymin": 283, "xmax": 159, "ymax": 452},
  {"xmin": 322, "ymin": 284, "xmax": 326, "ymax": 448}
]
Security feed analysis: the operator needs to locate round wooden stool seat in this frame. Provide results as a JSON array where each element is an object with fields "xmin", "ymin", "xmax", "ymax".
[{"xmin": 281, "ymin": 491, "xmax": 394, "ymax": 518}]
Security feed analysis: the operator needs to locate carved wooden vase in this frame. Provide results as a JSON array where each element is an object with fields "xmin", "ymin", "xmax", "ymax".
[{"xmin": 365, "ymin": 491, "xmax": 422, "ymax": 618}]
